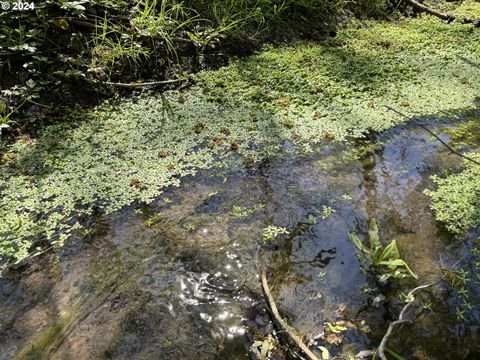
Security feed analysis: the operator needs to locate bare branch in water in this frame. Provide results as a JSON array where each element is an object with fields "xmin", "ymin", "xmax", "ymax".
[
  {"xmin": 261, "ymin": 268, "xmax": 320, "ymax": 360},
  {"xmin": 386, "ymin": 106, "xmax": 480, "ymax": 167},
  {"xmin": 377, "ymin": 283, "xmax": 436, "ymax": 360}
]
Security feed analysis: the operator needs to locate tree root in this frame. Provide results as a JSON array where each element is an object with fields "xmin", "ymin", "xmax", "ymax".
[
  {"xmin": 260, "ymin": 268, "xmax": 320, "ymax": 360},
  {"xmin": 404, "ymin": 0, "xmax": 480, "ymax": 27},
  {"xmin": 377, "ymin": 283, "xmax": 435, "ymax": 360}
]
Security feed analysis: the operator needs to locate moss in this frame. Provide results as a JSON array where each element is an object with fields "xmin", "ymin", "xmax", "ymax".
[
  {"xmin": 425, "ymin": 154, "xmax": 480, "ymax": 234},
  {"xmin": 1, "ymin": 17, "xmax": 480, "ymax": 266}
]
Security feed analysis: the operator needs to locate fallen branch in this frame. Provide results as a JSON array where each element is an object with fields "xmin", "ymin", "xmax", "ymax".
[
  {"xmin": 26, "ymin": 98, "xmax": 54, "ymax": 109},
  {"xmin": 261, "ymin": 268, "xmax": 320, "ymax": 360},
  {"xmin": 97, "ymin": 78, "xmax": 189, "ymax": 88},
  {"xmin": 386, "ymin": 106, "xmax": 480, "ymax": 167},
  {"xmin": 377, "ymin": 283, "xmax": 435, "ymax": 360},
  {"xmin": 403, "ymin": 0, "xmax": 480, "ymax": 27}
]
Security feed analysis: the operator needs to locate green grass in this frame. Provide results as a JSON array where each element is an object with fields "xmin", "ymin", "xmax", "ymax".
[{"xmin": 1, "ymin": 17, "xmax": 480, "ymax": 267}]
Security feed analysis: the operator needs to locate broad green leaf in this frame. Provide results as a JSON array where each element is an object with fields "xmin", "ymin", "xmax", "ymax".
[
  {"xmin": 378, "ymin": 259, "xmax": 417, "ymax": 278},
  {"xmin": 261, "ymin": 340, "xmax": 270, "ymax": 359},
  {"xmin": 349, "ymin": 233, "xmax": 365, "ymax": 252},
  {"xmin": 378, "ymin": 240, "xmax": 399, "ymax": 262},
  {"xmin": 378, "ymin": 259, "xmax": 407, "ymax": 267}
]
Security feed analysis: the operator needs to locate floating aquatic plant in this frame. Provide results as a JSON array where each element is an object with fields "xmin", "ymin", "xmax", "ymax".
[{"xmin": 425, "ymin": 153, "xmax": 480, "ymax": 234}]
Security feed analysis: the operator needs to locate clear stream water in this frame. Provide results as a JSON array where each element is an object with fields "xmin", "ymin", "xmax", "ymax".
[{"xmin": 1, "ymin": 114, "xmax": 479, "ymax": 359}]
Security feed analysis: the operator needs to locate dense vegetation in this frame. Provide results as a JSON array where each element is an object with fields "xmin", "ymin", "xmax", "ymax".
[{"xmin": 0, "ymin": 0, "xmax": 388, "ymax": 133}]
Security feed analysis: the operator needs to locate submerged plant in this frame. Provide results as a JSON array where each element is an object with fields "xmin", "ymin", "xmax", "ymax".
[
  {"xmin": 230, "ymin": 204, "xmax": 264, "ymax": 219},
  {"xmin": 349, "ymin": 219, "xmax": 417, "ymax": 282},
  {"xmin": 321, "ymin": 205, "xmax": 335, "ymax": 220},
  {"xmin": 262, "ymin": 226, "xmax": 289, "ymax": 246},
  {"xmin": 441, "ymin": 255, "xmax": 479, "ymax": 322}
]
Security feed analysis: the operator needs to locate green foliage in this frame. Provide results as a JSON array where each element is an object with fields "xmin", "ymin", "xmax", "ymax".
[
  {"xmin": 195, "ymin": 18, "xmax": 480, "ymax": 140},
  {"xmin": 321, "ymin": 205, "xmax": 336, "ymax": 219},
  {"xmin": 434, "ymin": 0, "xmax": 480, "ymax": 19},
  {"xmin": 230, "ymin": 204, "xmax": 264, "ymax": 219},
  {"xmin": 251, "ymin": 335, "xmax": 275, "ymax": 360},
  {"xmin": 425, "ymin": 153, "xmax": 480, "ymax": 234},
  {"xmin": 262, "ymin": 226, "xmax": 289, "ymax": 245},
  {"xmin": 444, "ymin": 118, "xmax": 480, "ymax": 149},
  {"xmin": 350, "ymin": 0, "xmax": 388, "ymax": 18},
  {"xmin": 442, "ymin": 240, "xmax": 480, "ymax": 322},
  {"xmin": 0, "ymin": 0, "xmax": 383, "ymax": 132},
  {"xmin": 349, "ymin": 219, "xmax": 417, "ymax": 282}
]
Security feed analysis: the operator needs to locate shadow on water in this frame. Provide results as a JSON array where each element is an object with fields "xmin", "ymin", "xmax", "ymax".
[{"xmin": 1, "ymin": 104, "xmax": 480, "ymax": 359}]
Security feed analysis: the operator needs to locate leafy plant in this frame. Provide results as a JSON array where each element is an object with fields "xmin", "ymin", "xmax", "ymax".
[
  {"xmin": 251, "ymin": 335, "xmax": 275, "ymax": 360},
  {"xmin": 349, "ymin": 219, "xmax": 417, "ymax": 282},
  {"xmin": 2, "ymin": 16, "xmax": 479, "ymax": 269},
  {"xmin": 230, "ymin": 204, "xmax": 264, "ymax": 218},
  {"xmin": 425, "ymin": 153, "xmax": 480, "ymax": 234},
  {"xmin": 59, "ymin": 0, "xmax": 88, "ymax": 14},
  {"xmin": 321, "ymin": 205, "xmax": 335, "ymax": 219},
  {"xmin": 442, "ymin": 251, "xmax": 479, "ymax": 322},
  {"xmin": 262, "ymin": 225, "xmax": 289, "ymax": 245}
]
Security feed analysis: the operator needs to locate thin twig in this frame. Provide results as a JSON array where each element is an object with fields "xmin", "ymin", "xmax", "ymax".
[
  {"xmin": 386, "ymin": 106, "xmax": 480, "ymax": 166},
  {"xmin": 261, "ymin": 268, "xmax": 320, "ymax": 360},
  {"xmin": 377, "ymin": 283, "xmax": 435, "ymax": 360},
  {"xmin": 404, "ymin": 0, "xmax": 480, "ymax": 27},
  {"xmin": 26, "ymin": 98, "xmax": 54, "ymax": 109},
  {"xmin": 97, "ymin": 78, "xmax": 189, "ymax": 88}
]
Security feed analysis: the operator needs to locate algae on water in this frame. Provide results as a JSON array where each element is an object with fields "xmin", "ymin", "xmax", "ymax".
[{"xmin": 1, "ymin": 17, "xmax": 480, "ymax": 266}]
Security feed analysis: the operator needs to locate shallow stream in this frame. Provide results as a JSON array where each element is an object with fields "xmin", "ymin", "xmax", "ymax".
[{"xmin": 1, "ymin": 114, "xmax": 479, "ymax": 359}]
